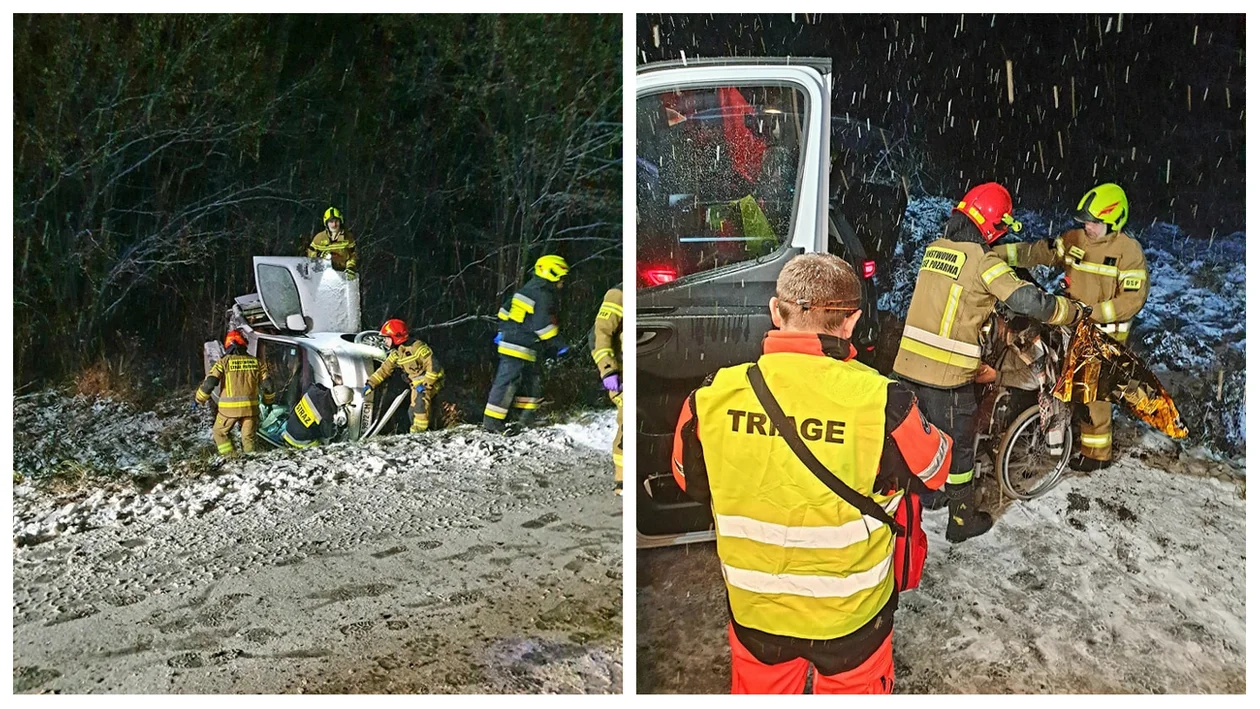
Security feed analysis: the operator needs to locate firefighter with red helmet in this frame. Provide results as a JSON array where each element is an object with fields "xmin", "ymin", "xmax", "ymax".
[
  {"xmin": 893, "ymin": 182, "xmax": 1083, "ymax": 543},
  {"xmin": 363, "ymin": 319, "xmax": 444, "ymax": 433},
  {"xmin": 195, "ymin": 330, "xmax": 275, "ymax": 455},
  {"xmin": 998, "ymin": 182, "xmax": 1149, "ymax": 471}
]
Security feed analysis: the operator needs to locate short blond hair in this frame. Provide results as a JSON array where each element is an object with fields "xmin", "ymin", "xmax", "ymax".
[{"xmin": 775, "ymin": 253, "xmax": 861, "ymax": 330}]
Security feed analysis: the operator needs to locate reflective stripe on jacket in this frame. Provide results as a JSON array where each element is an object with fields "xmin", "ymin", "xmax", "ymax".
[
  {"xmin": 591, "ymin": 288, "xmax": 623, "ymax": 377},
  {"xmin": 367, "ymin": 338, "xmax": 444, "ymax": 389},
  {"xmin": 196, "ymin": 353, "xmax": 272, "ymax": 418},
  {"xmin": 672, "ymin": 331, "xmax": 951, "ymax": 641},
  {"xmin": 307, "ymin": 229, "xmax": 357, "ymax": 271},
  {"xmin": 497, "ymin": 275, "xmax": 566, "ymax": 359},
  {"xmin": 894, "ymin": 237, "xmax": 1073, "ymax": 388},
  {"xmin": 1001, "ymin": 228, "xmax": 1149, "ymax": 343}
]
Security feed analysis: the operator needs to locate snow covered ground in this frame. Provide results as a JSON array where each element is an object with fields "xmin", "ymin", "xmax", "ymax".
[
  {"xmin": 638, "ymin": 445, "xmax": 1245, "ymax": 693},
  {"xmin": 12, "ymin": 402, "xmax": 622, "ymax": 693},
  {"xmin": 879, "ymin": 196, "xmax": 1246, "ymax": 461}
]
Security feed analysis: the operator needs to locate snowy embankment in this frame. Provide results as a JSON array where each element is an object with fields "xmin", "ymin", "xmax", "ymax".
[
  {"xmin": 13, "ymin": 404, "xmax": 621, "ymax": 693},
  {"xmin": 878, "ymin": 196, "xmax": 1245, "ymax": 462},
  {"xmin": 11, "ymin": 393, "xmax": 616, "ymax": 545}
]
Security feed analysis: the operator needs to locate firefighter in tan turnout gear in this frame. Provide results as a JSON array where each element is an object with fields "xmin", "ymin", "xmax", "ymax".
[
  {"xmin": 195, "ymin": 330, "xmax": 275, "ymax": 455},
  {"xmin": 363, "ymin": 318, "xmax": 444, "ymax": 433},
  {"xmin": 998, "ymin": 182, "xmax": 1148, "ymax": 471},
  {"xmin": 893, "ymin": 182, "xmax": 1083, "ymax": 543},
  {"xmin": 307, "ymin": 206, "xmax": 358, "ymax": 278},
  {"xmin": 590, "ymin": 286, "xmax": 623, "ymax": 495}
]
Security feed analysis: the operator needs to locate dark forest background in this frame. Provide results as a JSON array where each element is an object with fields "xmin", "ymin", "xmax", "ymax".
[
  {"xmin": 14, "ymin": 14, "xmax": 621, "ymax": 405},
  {"xmin": 637, "ymin": 13, "xmax": 1245, "ymax": 237}
]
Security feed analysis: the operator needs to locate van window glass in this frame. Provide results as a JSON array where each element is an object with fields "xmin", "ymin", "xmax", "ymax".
[
  {"xmin": 637, "ymin": 84, "xmax": 806, "ymax": 287},
  {"xmin": 257, "ymin": 264, "xmax": 303, "ymax": 325}
]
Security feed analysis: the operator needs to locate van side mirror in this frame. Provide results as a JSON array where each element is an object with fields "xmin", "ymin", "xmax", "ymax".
[
  {"xmin": 332, "ymin": 385, "xmax": 354, "ymax": 407},
  {"xmin": 285, "ymin": 314, "xmax": 307, "ymax": 333}
]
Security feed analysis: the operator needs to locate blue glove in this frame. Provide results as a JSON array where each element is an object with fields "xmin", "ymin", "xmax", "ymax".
[
  {"xmin": 556, "ymin": 346, "xmax": 569, "ymax": 357},
  {"xmin": 414, "ymin": 383, "xmax": 426, "ymax": 394},
  {"xmin": 190, "ymin": 400, "xmax": 201, "ymax": 413},
  {"xmin": 362, "ymin": 384, "xmax": 372, "ymax": 397},
  {"xmin": 493, "ymin": 332, "xmax": 503, "ymax": 345}
]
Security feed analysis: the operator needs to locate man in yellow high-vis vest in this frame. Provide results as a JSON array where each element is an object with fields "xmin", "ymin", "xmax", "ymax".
[{"xmin": 671, "ymin": 254, "xmax": 951, "ymax": 694}]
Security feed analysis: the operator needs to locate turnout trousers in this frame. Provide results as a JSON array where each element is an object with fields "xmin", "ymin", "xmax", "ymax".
[
  {"xmin": 728, "ymin": 624, "xmax": 894, "ymax": 694},
  {"xmin": 212, "ymin": 413, "xmax": 258, "ymax": 455},
  {"xmin": 410, "ymin": 387, "xmax": 438, "ymax": 433},
  {"xmin": 1079, "ymin": 399, "xmax": 1113, "ymax": 461},
  {"xmin": 482, "ymin": 355, "xmax": 542, "ymax": 432}
]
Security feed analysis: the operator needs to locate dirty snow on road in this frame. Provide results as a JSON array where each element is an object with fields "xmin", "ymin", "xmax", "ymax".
[
  {"xmin": 637, "ymin": 449, "xmax": 1245, "ymax": 694},
  {"xmin": 13, "ymin": 405, "xmax": 622, "ymax": 694}
]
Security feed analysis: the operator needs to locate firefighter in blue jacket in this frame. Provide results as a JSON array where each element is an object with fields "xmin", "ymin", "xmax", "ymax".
[{"xmin": 483, "ymin": 255, "xmax": 570, "ymax": 433}]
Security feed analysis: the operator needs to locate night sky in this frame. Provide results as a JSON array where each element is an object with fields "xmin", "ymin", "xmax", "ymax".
[{"xmin": 638, "ymin": 14, "xmax": 1245, "ymax": 238}]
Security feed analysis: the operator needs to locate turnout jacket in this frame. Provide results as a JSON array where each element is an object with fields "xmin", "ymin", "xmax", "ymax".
[
  {"xmin": 307, "ymin": 229, "xmax": 357, "ymax": 272},
  {"xmin": 998, "ymin": 228, "xmax": 1149, "ymax": 342},
  {"xmin": 367, "ymin": 338, "xmax": 444, "ymax": 390},
  {"xmin": 591, "ymin": 287, "xmax": 623, "ymax": 378},
  {"xmin": 893, "ymin": 236, "xmax": 1077, "ymax": 388},
  {"xmin": 196, "ymin": 349, "xmax": 274, "ymax": 418},
  {"xmin": 284, "ymin": 383, "xmax": 339, "ymax": 445},
  {"xmin": 496, "ymin": 275, "xmax": 567, "ymax": 362},
  {"xmin": 672, "ymin": 330, "xmax": 951, "ymax": 643}
]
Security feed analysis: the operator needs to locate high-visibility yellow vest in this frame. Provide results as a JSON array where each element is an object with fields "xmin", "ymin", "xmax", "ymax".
[{"xmin": 695, "ymin": 352, "xmax": 900, "ymax": 640}]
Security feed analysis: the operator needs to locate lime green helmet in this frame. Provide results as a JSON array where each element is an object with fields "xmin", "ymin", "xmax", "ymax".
[
  {"xmin": 323, "ymin": 206, "xmax": 343, "ymax": 224},
  {"xmin": 1074, "ymin": 183, "xmax": 1128, "ymax": 233},
  {"xmin": 534, "ymin": 254, "xmax": 569, "ymax": 282}
]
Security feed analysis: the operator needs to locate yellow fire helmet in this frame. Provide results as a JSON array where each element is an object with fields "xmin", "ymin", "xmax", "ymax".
[
  {"xmin": 1075, "ymin": 183, "xmax": 1128, "ymax": 233},
  {"xmin": 534, "ymin": 254, "xmax": 569, "ymax": 282},
  {"xmin": 323, "ymin": 206, "xmax": 343, "ymax": 224}
]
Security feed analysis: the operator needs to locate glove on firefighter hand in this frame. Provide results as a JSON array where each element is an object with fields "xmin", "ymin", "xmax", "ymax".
[
  {"xmin": 414, "ymin": 383, "xmax": 426, "ymax": 394},
  {"xmin": 556, "ymin": 346, "xmax": 570, "ymax": 358},
  {"xmin": 602, "ymin": 373, "xmax": 622, "ymax": 393},
  {"xmin": 493, "ymin": 333, "xmax": 503, "ymax": 345},
  {"xmin": 1068, "ymin": 301, "xmax": 1090, "ymax": 326},
  {"xmin": 362, "ymin": 384, "xmax": 372, "ymax": 397},
  {"xmin": 190, "ymin": 400, "xmax": 201, "ymax": 413}
]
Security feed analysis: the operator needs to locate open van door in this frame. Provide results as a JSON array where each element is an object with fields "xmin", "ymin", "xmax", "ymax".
[
  {"xmin": 253, "ymin": 257, "xmax": 361, "ymax": 334},
  {"xmin": 636, "ymin": 58, "xmax": 832, "ymax": 544}
]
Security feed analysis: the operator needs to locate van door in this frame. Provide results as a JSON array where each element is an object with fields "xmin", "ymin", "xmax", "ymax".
[
  {"xmin": 636, "ymin": 58, "xmax": 832, "ymax": 541},
  {"xmin": 253, "ymin": 256, "xmax": 362, "ymax": 334}
]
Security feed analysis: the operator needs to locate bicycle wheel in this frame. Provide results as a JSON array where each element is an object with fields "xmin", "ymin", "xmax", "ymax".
[{"xmin": 997, "ymin": 405, "xmax": 1072, "ymax": 500}]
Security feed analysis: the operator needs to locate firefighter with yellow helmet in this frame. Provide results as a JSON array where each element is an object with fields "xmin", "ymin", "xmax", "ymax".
[
  {"xmin": 998, "ymin": 182, "xmax": 1149, "ymax": 471},
  {"xmin": 307, "ymin": 206, "xmax": 358, "ymax": 278},
  {"xmin": 483, "ymin": 255, "xmax": 570, "ymax": 433},
  {"xmin": 363, "ymin": 318, "xmax": 444, "ymax": 433},
  {"xmin": 194, "ymin": 330, "xmax": 275, "ymax": 455},
  {"xmin": 893, "ymin": 182, "xmax": 1083, "ymax": 543},
  {"xmin": 590, "ymin": 285, "xmax": 623, "ymax": 494}
]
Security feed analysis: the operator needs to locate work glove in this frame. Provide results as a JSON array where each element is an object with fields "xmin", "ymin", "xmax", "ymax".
[
  {"xmin": 493, "ymin": 332, "xmax": 503, "ymax": 345},
  {"xmin": 190, "ymin": 400, "xmax": 201, "ymax": 413},
  {"xmin": 602, "ymin": 373, "xmax": 622, "ymax": 393},
  {"xmin": 362, "ymin": 384, "xmax": 373, "ymax": 397},
  {"xmin": 1069, "ymin": 301, "xmax": 1091, "ymax": 326},
  {"xmin": 413, "ymin": 382, "xmax": 426, "ymax": 395},
  {"xmin": 555, "ymin": 346, "xmax": 570, "ymax": 357}
]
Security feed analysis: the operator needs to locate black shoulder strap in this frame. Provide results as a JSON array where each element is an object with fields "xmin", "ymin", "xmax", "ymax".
[{"xmin": 746, "ymin": 364, "xmax": 904, "ymax": 535}]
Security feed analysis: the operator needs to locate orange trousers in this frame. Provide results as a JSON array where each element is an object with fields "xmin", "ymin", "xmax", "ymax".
[{"xmin": 728, "ymin": 623, "xmax": 894, "ymax": 694}]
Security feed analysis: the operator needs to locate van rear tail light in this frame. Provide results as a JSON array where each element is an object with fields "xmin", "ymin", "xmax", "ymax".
[
  {"xmin": 641, "ymin": 266, "xmax": 678, "ymax": 287},
  {"xmin": 862, "ymin": 260, "xmax": 877, "ymax": 279}
]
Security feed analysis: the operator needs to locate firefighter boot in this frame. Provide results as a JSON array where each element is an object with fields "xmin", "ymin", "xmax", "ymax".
[{"xmin": 945, "ymin": 483, "xmax": 993, "ymax": 543}]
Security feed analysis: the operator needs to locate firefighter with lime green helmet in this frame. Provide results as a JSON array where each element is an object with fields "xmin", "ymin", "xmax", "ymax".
[
  {"xmin": 307, "ymin": 206, "xmax": 358, "ymax": 278},
  {"xmin": 483, "ymin": 254, "xmax": 570, "ymax": 433},
  {"xmin": 999, "ymin": 182, "xmax": 1149, "ymax": 471}
]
